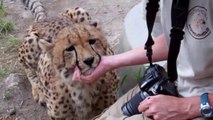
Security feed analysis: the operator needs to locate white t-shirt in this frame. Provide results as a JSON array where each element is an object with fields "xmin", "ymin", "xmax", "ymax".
[{"xmin": 161, "ymin": 0, "xmax": 213, "ymax": 97}]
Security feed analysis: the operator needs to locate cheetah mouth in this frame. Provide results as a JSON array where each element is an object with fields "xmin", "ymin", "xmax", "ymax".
[{"xmin": 81, "ymin": 68, "xmax": 95, "ymax": 76}]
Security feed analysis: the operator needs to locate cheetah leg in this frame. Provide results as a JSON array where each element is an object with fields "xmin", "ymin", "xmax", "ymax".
[
  {"xmin": 19, "ymin": 27, "xmax": 46, "ymax": 106},
  {"xmin": 25, "ymin": 68, "xmax": 46, "ymax": 106},
  {"xmin": 94, "ymin": 72, "xmax": 118, "ymax": 115}
]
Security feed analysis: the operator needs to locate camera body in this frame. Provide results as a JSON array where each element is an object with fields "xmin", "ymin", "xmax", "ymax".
[{"xmin": 121, "ymin": 64, "xmax": 178, "ymax": 116}]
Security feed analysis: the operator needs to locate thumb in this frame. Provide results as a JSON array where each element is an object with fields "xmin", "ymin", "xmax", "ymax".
[{"xmin": 79, "ymin": 66, "xmax": 103, "ymax": 83}]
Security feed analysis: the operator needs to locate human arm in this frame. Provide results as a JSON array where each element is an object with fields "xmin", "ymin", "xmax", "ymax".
[
  {"xmin": 73, "ymin": 34, "xmax": 169, "ymax": 82},
  {"xmin": 110, "ymin": 34, "xmax": 168, "ymax": 68},
  {"xmin": 138, "ymin": 93, "xmax": 213, "ymax": 120}
]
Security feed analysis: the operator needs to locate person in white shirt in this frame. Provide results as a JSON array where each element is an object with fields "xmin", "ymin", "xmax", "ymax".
[{"xmin": 73, "ymin": 0, "xmax": 213, "ymax": 120}]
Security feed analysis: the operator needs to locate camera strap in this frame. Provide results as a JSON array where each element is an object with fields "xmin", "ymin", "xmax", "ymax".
[
  {"xmin": 144, "ymin": 0, "xmax": 160, "ymax": 66},
  {"xmin": 167, "ymin": 0, "xmax": 189, "ymax": 82},
  {"xmin": 145, "ymin": 0, "xmax": 189, "ymax": 82}
]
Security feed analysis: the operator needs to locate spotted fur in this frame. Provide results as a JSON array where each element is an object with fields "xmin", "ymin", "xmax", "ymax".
[{"xmin": 18, "ymin": 6, "xmax": 118, "ymax": 120}]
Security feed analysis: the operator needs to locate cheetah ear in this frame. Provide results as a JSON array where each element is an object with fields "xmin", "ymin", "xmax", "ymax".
[
  {"xmin": 89, "ymin": 20, "xmax": 100, "ymax": 29},
  {"xmin": 38, "ymin": 39, "xmax": 54, "ymax": 53}
]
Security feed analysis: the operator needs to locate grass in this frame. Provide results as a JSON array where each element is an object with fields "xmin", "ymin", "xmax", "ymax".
[
  {"xmin": 0, "ymin": 20, "xmax": 14, "ymax": 33},
  {"xmin": 0, "ymin": 66, "xmax": 10, "ymax": 78},
  {"xmin": 0, "ymin": 0, "xmax": 4, "ymax": 17},
  {"xmin": 0, "ymin": 0, "xmax": 18, "ymax": 52},
  {"xmin": 5, "ymin": 34, "xmax": 20, "ymax": 52},
  {"xmin": 119, "ymin": 67, "xmax": 144, "ymax": 95},
  {"xmin": 0, "ymin": 0, "xmax": 14, "ymax": 34},
  {"xmin": 0, "ymin": 0, "xmax": 20, "ymax": 79},
  {"xmin": 120, "ymin": 67, "xmax": 144, "ymax": 87}
]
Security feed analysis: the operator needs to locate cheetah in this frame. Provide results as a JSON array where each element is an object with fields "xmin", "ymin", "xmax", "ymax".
[{"xmin": 18, "ymin": 0, "xmax": 119, "ymax": 120}]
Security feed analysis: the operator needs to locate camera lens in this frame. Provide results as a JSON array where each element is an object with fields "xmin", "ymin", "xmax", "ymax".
[{"xmin": 121, "ymin": 92, "xmax": 148, "ymax": 116}]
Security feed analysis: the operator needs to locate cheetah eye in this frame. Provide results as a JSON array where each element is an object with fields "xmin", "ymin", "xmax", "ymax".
[
  {"xmin": 89, "ymin": 39, "xmax": 97, "ymax": 45},
  {"xmin": 65, "ymin": 46, "xmax": 75, "ymax": 51}
]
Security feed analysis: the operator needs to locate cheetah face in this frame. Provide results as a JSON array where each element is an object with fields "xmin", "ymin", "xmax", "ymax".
[{"xmin": 39, "ymin": 23, "xmax": 107, "ymax": 79}]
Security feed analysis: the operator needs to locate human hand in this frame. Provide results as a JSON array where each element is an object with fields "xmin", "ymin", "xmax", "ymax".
[
  {"xmin": 72, "ymin": 56, "xmax": 114, "ymax": 83},
  {"xmin": 138, "ymin": 95, "xmax": 195, "ymax": 120}
]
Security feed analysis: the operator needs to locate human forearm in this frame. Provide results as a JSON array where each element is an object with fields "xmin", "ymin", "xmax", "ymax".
[
  {"xmin": 179, "ymin": 93, "xmax": 213, "ymax": 119},
  {"xmin": 75, "ymin": 34, "xmax": 168, "ymax": 82},
  {"xmin": 110, "ymin": 34, "xmax": 168, "ymax": 69},
  {"xmin": 179, "ymin": 96, "xmax": 200, "ymax": 119}
]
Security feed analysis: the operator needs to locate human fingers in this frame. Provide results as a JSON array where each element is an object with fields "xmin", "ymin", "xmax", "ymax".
[
  {"xmin": 78, "ymin": 56, "xmax": 113, "ymax": 83},
  {"xmin": 80, "ymin": 75, "xmax": 96, "ymax": 83},
  {"xmin": 138, "ymin": 96, "xmax": 151, "ymax": 112},
  {"xmin": 138, "ymin": 96, "xmax": 157, "ymax": 118},
  {"xmin": 143, "ymin": 106, "xmax": 155, "ymax": 117},
  {"xmin": 80, "ymin": 65, "xmax": 103, "ymax": 83}
]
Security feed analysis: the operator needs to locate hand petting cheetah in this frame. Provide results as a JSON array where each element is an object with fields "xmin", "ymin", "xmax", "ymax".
[{"xmin": 18, "ymin": 0, "xmax": 119, "ymax": 120}]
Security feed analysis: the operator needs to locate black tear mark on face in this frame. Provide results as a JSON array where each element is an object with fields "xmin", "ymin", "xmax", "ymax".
[
  {"xmin": 72, "ymin": 48, "xmax": 81, "ymax": 70},
  {"xmin": 89, "ymin": 39, "xmax": 102, "ymax": 66},
  {"xmin": 63, "ymin": 68, "xmax": 74, "ymax": 78}
]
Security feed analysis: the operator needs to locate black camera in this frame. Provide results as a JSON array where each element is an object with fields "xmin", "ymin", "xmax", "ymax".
[{"xmin": 121, "ymin": 64, "xmax": 178, "ymax": 116}]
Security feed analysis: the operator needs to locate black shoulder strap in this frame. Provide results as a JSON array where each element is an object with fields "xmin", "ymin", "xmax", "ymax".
[
  {"xmin": 167, "ymin": 0, "xmax": 189, "ymax": 82},
  {"xmin": 145, "ymin": 0, "xmax": 189, "ymax": 82},
  {"xmin": 145, "ymin": 0, "xmax": 160, "ymax": 66}
]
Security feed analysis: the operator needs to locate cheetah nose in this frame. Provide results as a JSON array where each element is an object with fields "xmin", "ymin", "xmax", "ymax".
[{"xmin": 83, "ymin": 57, "xmax": 94, "ymax": 66}]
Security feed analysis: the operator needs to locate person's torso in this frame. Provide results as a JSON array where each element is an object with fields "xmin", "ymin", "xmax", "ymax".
[{"xmin": 161, "ymin": 0, "xmax": 213, "ymax": 97}]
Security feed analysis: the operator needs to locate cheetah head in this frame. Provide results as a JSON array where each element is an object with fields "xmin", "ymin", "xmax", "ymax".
[{"xmin": 39, "ymin": 22, "xmax": 107, "ymax": 80}]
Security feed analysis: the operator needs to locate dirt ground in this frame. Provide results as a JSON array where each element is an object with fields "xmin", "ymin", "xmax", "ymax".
[{"xmin": 0, "ymin": 0, "xmax": 140, "ymax": 120}]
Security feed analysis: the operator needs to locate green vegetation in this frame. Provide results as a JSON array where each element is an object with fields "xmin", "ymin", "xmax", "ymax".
[
  {"xmin": 0, "ymin": 0, "xmax": 20, "ymax": 79},
  {"xmin": 0, "ymin": 0, "xmax": 18, "ymax": 51},
  {"xmin": 119, "ymin": 67, "xmax": 144, "ymax": 95},
  {"xmin": 120, "ymin": 67, "xmax": 144, "ymax": 88},
  {"xmin": 5, "ymin": 34, "xmax": 20, "ymax": 52},
  {"xmin": 0, "ymin": 66, "xmax": 10, "ymax": 77},
  {"xmin": 0, "ymin": 0, "xmax": 14, "ymax": 33},
  {"xmin": 0, "ymin": 20, "xmax": 14, "ymax": 33},
  {"xmin": 0, "ymin": 0, "xmax": 4, "ymax": 17}
]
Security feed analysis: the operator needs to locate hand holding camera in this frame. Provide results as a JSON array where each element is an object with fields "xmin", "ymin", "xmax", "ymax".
[{"xmin": 121, "ymin": 64, "xmax": 178, "ymax": 116}]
